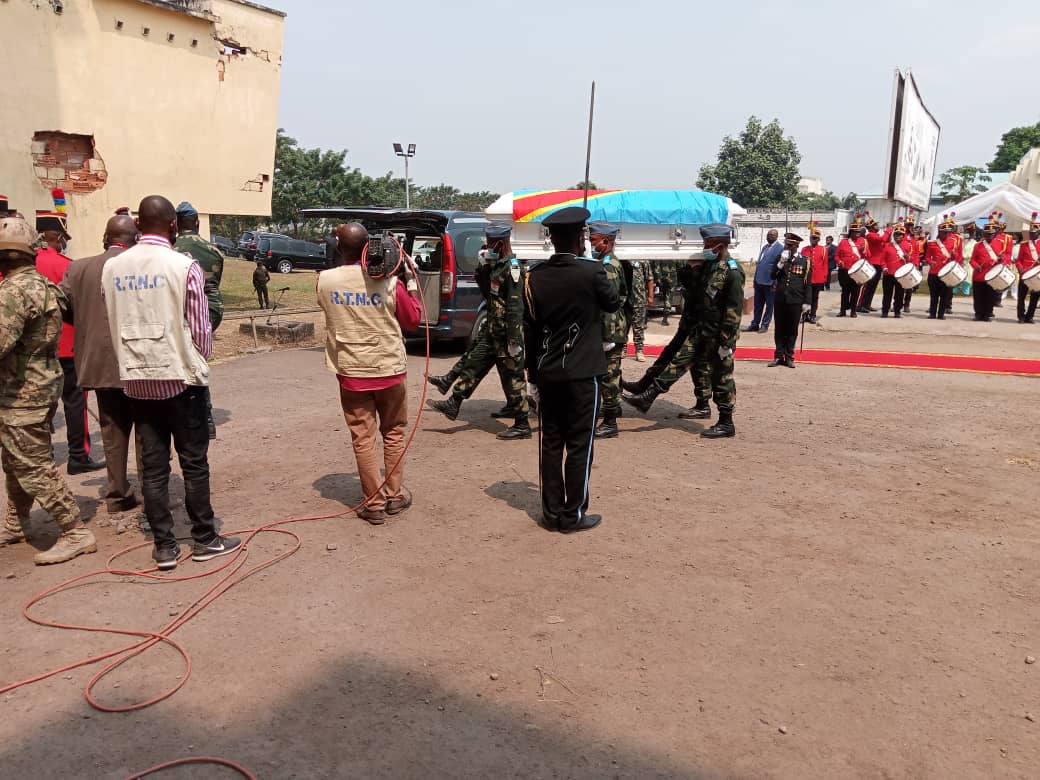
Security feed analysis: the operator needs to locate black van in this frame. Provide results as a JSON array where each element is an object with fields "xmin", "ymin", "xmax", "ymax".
[
  {"xmin": 258, "ymin": 236, "xmax": 331, "ymax": 274},
  {"xmin": 298, "ymin": 208, "xmax": 489, "ymax": 345}
]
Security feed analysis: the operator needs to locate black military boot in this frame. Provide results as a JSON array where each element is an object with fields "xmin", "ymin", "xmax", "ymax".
[
  {"xmin": 427, "ymin": 370, "xmax": 459, "ymax": 395},
  {"xmin": 491, "ymin": 405, "xmax": 520, "ymax": 419},
  {"xmin": 428, "ymin": 395, "xmax": 462, "ymax": 421},
  {"xmin": 622, "ymin": 385, "xmax": 660, "ymax": 414},
  {"xmin": 497, "ymin": 418, "xmax": 532, "ymax": 440},
  {"xmin": 620, "ymin": 374, "xmax": 652, "ymax": 394},
  {"xmin": 701, "ymin": 412, "xmax": 736, "ymax": 438},
  {"xmin": 594, "ymin": 415, "xmax": 619, "ymax": 439},
  {"xmin": 661, "ymin": 314, "xmax": 670, "ymax": 327},
  {"xmin": 678, "ymin": 399, "xmax": 711, "ymax": 419}
]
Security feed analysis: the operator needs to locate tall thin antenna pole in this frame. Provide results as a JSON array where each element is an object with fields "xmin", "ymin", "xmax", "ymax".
[{"xmin": 583, "ymin": 81, "xmax": 596, "ymax": 209}]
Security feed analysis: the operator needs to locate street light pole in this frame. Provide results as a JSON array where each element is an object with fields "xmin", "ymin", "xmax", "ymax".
[{"xmin": 393, "ymin": 142, "xmax": 416, "ymax": 209}]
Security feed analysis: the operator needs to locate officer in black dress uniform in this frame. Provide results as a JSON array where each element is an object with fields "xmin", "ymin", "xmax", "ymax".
[
  {"xmin": 523, "ymin": 207, "xmax": 620, "ymax": 533},
  {"xmin": 769, "ymin": 232, "xmax": 811, "ymax": 368}
]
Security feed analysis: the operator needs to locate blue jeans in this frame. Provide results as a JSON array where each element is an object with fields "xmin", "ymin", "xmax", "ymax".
[{"xmin": 751, "ymin": 283, "xmax": 774, "ymax": 329}]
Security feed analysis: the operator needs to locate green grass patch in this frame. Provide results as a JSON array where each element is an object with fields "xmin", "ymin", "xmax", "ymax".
[{"xmin": 221, "ymin": 257, "xmax": 320, "ymax": 312}]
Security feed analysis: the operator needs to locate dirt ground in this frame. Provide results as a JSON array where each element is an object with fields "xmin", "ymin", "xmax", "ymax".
[{"xmin": 2, "ymin": 299, "xmax": 1039, "ymax": 779}]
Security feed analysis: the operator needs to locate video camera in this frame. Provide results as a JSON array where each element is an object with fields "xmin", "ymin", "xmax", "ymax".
[{"xmin": 365, "ymin": 230, "xmax": 401, "ymax": 279}]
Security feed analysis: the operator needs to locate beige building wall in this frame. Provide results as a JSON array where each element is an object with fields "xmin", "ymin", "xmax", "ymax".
[
  {"xmin": 0, "ymin": 0, "xmax": 285, "ymax": 255},
  {"xmin": 1011, "ymin": 147, "xmax": 1040, "ymax": 199}
]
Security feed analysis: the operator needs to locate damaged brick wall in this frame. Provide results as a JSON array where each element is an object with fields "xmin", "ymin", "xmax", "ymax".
[{"xmin": 31, "ymin": 131, "xmax": 107, "ymax": 193}]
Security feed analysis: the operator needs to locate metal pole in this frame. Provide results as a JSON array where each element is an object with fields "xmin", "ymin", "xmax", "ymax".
[
  {"xmin": 583, "ymin": 81, "xmax": 596, "ymax": 209},
  {"xmin": 404, "ymin": 155, "xmax": 410, "ymax": 209}
]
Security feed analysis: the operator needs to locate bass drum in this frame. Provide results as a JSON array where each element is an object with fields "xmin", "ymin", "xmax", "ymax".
[
  {"xmin": 937, "ymin": 261, "xmax": 967, "ymax": 288},
  {"xmin": 984, "ymin": 263, "xmax": 1016, "ymax": 292},
  {"xmin": 1022, "ymin": 266, "xmax": 1040, "ymax": 293},
  {"xmin": 894, "ymin": 263, "xmax": 923, "ymax": 290},
  {"xmin": 849, "ymin": 259, "xmax": 876, "ymax": 285}
]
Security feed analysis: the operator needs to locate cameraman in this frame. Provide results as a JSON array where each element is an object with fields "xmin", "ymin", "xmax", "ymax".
[{"xmin": 317, "ymin": 223, "xmax": 421, "ymax": 525}]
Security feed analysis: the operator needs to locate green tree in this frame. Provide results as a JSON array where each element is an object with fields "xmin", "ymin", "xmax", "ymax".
[
  {"xmin": 572, "ymin": 180, "xmax": 599, "ymax": 190},
  {"xmin": 795, "ymin": 190, "xmax": 841, "ymax": 211},
  {"xmin": 696, "ymin": 116, "xmax": 802, "ymax": 208},
  {"xmin": 413, "ymin": 184, "xmax": 498, "ymax": 211},
  {"xmin": 840, "ymin": 192, "xmax": 867, "ymax": 213},
  {"xmin": 936, "ymin": 165, "xmax": 991, "ymax": 204},
  {"xmin": 988, "ymin": 122, "xmax": 1040, "ymax": 172}
]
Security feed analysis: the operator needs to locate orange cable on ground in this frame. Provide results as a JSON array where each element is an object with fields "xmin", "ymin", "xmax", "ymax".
[{"xmin": 0, "ymin": 240, "xmax": 431, "ymax": 780}]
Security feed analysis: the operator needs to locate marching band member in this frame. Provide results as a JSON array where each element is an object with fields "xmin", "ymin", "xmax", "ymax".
[
  {"xmin": 802, "ymin": 222, "xmax": 828, "ymax": 324},
  {"xmin": 924, "ymin": 213, "xmax": 960, "ymax": 320},
  {"xmin": 1016, "ymin": 212, "xmax": 1040, "ymax": 324},
  {"xmin": 880, "ymin": 220, "xmax": 914, "ymax": 318},
  {"xmin": 969, "ymin": 215, "xmax": 1001, "ymax": 321},
  {"xmin": 836, "ymin": 214, "xmax": 870, "ymax": 318},
  {"xmin": 859, "ymin": 213, "xmax": 886, "ymax": 313}
]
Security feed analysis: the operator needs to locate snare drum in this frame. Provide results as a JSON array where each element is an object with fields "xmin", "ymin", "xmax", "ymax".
[
  {"xmin": 938, "ymin": 261, "xmax": 967, "ymax": 288},
  {"xmin": 849, "ymin": 259, "xmax": 876, "ymax": 285},
  {"xmin": 894, "ymin": 263, "xmax": 923, "ymax": 290},
  {"xmin": 984, "ymin": 263, "xmax": 1016, "ymax": 292},
  {"xmin": 1022, "ymin": 266, "xmax": 1040, "ymax": 293}
]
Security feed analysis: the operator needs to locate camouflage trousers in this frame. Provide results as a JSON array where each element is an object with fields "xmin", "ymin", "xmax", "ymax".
[
  {"xmin": 599, "ymin": 344, "xmax": 625, "ymax": 417},
  {"xmin": 629, "ymin": 273, "xmax": 648, "ymax": 351},
  {"xmin": 2, "ymin": 405, "xmax": 81, "ymax": 531},
  {"xmin": 652, "ymin": 335, "xmax": 734, "ymax": 413},
  {"xmin": 450, "ymin": 318, "xmax": 492, "ymax": 376},
  {"xmin": 452, "ymin": 327, "xmax": 528, "ymax": 417}
]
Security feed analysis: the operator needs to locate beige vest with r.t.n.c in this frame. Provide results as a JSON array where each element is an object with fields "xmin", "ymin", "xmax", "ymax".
[
  {"xmin": 317, "ymin": 264, "xmax": 407, "ymax": 378},
  {"xmin": 101, "ymin": 243, "xmax": 210, "ymax": 385}
]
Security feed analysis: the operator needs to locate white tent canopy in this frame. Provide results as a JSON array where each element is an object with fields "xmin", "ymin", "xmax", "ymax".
[{"xmin": 921, "ymin": 182, "xmax": 1040, "ymax": 234}]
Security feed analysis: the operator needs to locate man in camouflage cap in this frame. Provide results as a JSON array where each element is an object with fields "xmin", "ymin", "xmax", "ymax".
[
  {"xmin": 0, "ymin": 216, "xmax": 97, "ymax": 565},
  {"xmin": 174, "ymin": 201, "xmax": 223, "ymax": 439}
]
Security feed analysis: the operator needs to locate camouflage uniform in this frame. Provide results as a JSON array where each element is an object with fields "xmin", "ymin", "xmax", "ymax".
[
  {"xmin": 693, "ymin": 254, "xmax": 744, "ymax": 414},
  {"xmin": 599, "ymin": 251, "xmax": 629, "ymax": 419},
  {"xmin": 451, "ymin": 254, "xmax": 528, "ymax": 418},
  {"xmin": 0, "ymin": 265, "xmax": 81, "ymax": 534},
  {"xmin": 175, "ymin": 231, "xmax": 224, "ymax": 330},
  {"xmin": 625, "ymin": 259, "xmax": 651, "ymax": 352},
  {"xmin": 648, "ymin": 262, "xmax": 709, "ymax": 396},
  {"xmin": 448, "ymin": 316, "xmax": 493, "ymax": 379},
  {"xmin": 654, "ymin": 260, "xmax": 679, "ymax": 321}
]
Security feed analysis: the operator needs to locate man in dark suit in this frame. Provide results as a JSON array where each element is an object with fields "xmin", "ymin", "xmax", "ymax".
[
  {"xmin": 523, "ymin": 207, "xmax": 619, "ymax": 533},
  {"xmin": 59, "ymin": 214, "xmax": 141, "ymax": 512}
]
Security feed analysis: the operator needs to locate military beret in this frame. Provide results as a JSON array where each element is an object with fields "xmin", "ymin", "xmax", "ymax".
[
  {"xmin": 784, "ymin": 232, "xmax": 803, "ymax": 243},
  {"xmin": 485, "ymin": 222, "xmax": 512, "ymax": 239},
  {"xmin": 176, "ymin": 201, "xmax": 198, "ymax": 217},
  {"xmin": 542, "ymin": 206, "xmax": 590, "ymax": 229},
  {"xmin": 0, "ymin": 216, "xmax": 39, "ymax": 257},
  {"xmin": 587, "ymin": 221, "xmax": 619, "ymax": 237},
  {"xmin": 699, "ymin": 223, "xmax": 733, "ymax": 240}
]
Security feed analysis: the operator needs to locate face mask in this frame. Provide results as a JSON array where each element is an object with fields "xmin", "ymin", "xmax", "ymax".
[
  {"xmin": 703, "ymin": 248, "xmax": 719, "ymax": 262},
  {"xmin": 591, "ymin": 248, "xmax": 602, "ymax": 259},
  {"xmin": 485, "ymin": 249, "xmax": 500, "ymax": 261}
]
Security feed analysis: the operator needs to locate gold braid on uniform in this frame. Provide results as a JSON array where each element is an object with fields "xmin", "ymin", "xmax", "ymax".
[{"xmin": 523, "ymin": 271, "xmax": 536, "ymax": 321}]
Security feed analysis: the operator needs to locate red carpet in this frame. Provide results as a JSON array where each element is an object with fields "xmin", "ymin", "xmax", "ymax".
[{"xmin": 628, "ymin": 345, "xmax": 1040, "ymax": 377}]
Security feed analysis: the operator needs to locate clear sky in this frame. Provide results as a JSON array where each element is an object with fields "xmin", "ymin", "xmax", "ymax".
[{"xmin": 274, "ymin": 0, "xmax": 1039, "ymax": 198}]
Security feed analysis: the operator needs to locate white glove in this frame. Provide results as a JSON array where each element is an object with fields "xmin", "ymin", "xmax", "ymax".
[
  {"xmin": 477, "ymin": 249, "xmax": 488, "ymax": 264},
  {"xmin": 718, "ymin": 345, "xmax": 734, "ymax": 360},
  {"xmin": 602, "ymin": 341, "xmax": 615, "ymax": 352},
  {"xmin": 527, "ymin": 383, "xmax": 540, "ymax": 404},
  {"xmin": 507, "ymin": 342, "xmax": 522, "ymax": 358},
  {"xmin": 801, "ymin": 303, "xmax": 811, "ymax": 313},
  {"xmin": 776, "ymin": 255, "xmax": 789, "ymax": 271}
]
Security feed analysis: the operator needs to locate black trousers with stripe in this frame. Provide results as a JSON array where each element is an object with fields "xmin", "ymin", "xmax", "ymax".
[{"xmin": 537, "ymin": 378, "xmax": 598, "ymax": 528}]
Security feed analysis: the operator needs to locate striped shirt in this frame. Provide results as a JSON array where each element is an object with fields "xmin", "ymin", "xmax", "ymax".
[{"xmin": 113, "ymin": 234, "xmax": 213, "ymax": 401}]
